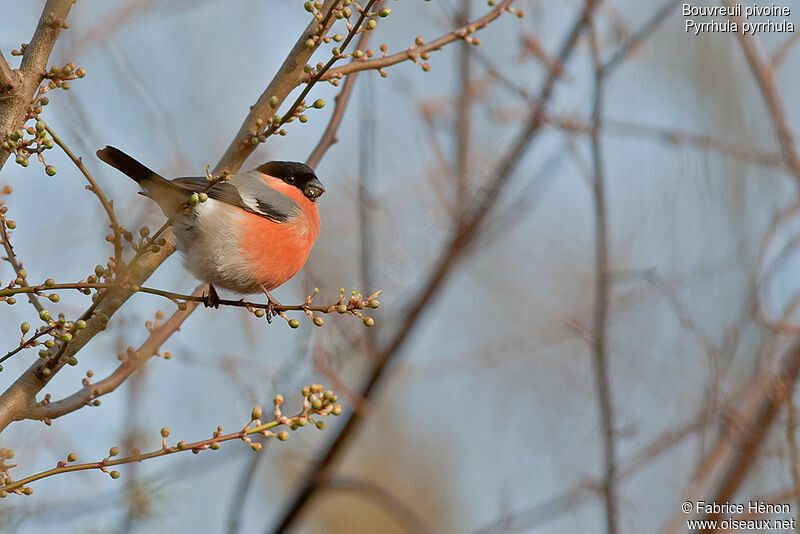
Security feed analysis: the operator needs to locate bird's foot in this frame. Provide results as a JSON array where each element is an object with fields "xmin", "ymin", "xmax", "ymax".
[
  {"xmin": 202, "ymin": 283, "xmax": 220, "ymax": 309},
  {"xmin": 259, "ymin": 284, "xmax": 282, "ymax": 324}
]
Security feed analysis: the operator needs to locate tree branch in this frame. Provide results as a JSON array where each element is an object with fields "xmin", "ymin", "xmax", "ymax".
[
  {"xmin": 319, "ymin": 0, "xmax": 514, "ymax": 81},
  {"xmin": 267, "ymin": 2, "xmax": 600, "ymax": 532},
  {"xmin": 24, "ymin": 285, "xmax": 204, "ymax": 422},
  {"xmin": 725, "ymin": 0, "xmax": 800, "ymax": 181},
  {"xmin": 214, "ymin": 0, "xmax": 342, "ymax": 174},
  {"xmin": 588, "ymin": 19, "xmax": 617, "ymax": 534},
  {"xmin": 306, "ymin": 2, "xmax": 384, "ymax": 169},
  {"xmin": 0, "ymin": 0, "xmax": 74, "ymax": 170}
]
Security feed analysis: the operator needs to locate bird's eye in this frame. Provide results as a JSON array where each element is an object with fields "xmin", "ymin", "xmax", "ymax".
[{"xmin": 285, "ymin": 176, "xmax": 296, "ymax": 185}]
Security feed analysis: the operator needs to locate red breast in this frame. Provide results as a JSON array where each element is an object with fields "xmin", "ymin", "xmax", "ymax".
[{"xmin": 238, "ymin": 174, "xmax": 320, "ymax": 290}]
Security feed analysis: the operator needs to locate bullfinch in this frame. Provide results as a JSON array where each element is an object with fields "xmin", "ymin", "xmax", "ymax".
[{"xmin": 95, "ymin": 146, "xmax": 324, "ymax": 315}]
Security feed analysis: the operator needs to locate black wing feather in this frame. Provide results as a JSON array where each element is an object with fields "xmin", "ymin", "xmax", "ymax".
[{"xmin": 171, "ymin": 177, "xmax": 290, "ymax": 223}]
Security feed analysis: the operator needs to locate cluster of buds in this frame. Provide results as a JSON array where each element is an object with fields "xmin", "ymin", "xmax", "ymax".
[
  {"xmin": 33, "ymin": 310, "xmax": 89, "ymax": 376},
  {"xmin": 248, "ymin": 97, "xmax": 326, "ymax": 145},
  {"xmin": 0, "ymin": 448, "xmax": 23, "ymax": 497},
  {"xmin": 123, "ymin": 224, "xmax": 168, "ymax": 255},
  {"xmin": 1, "ymin": 120, "xmax": 55, "ymax": 174},
  {"xmin": 332, "ymin": 288, "xmax": 380, "ymax": 326},
  {"xmin": 243, "ymin": 383, "xmax": 343, "ymax": 450},
  {"xmin": 2, "ymin": 62, "xmax": 85, "ymax": 174}
]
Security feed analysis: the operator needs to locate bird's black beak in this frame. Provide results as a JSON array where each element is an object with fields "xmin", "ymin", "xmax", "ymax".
[{"xmin": 303, "ymin": 178, "xmax": 325, "ymax": 201}]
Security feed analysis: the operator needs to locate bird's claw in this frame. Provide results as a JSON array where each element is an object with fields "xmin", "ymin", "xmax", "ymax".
[
  {"xmin": 259, "ymin": 284, "xmax": 281, "ymax": 324},
  {"xmin": 202, "ymin": 283, "xmax": 220, "ymax": 309}
]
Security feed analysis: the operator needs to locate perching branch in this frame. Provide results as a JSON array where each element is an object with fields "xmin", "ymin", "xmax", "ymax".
[{"xmin": 22, "ymin": 285, "xmax": 204, "ymax": 422}]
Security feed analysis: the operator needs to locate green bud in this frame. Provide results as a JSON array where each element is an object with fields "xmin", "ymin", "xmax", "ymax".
[
  {"xmin": 366, "ymin": 19, "xmax": 377, "ymax": 29},
  {"xmin": 362, "ymin": 316, "xmax": 374, "ymax": 327},
  {"xmin": 304, "ymin": 1, "xmax": 314, "ymax": 11},
  {"xmin": 313, "ymin": 99, "xmax": 325, "ymax": 109},
  {"xmin": 379, "ymin": 7, "xmax": 391, "ymax": 16},
  {"xmin": 332, "ymin": 403, "xmax": 343, "ymax": 415},
  {"xmin": 160, "ymin": 426, "xmax": 170, "ymax": 438},
  {"xmin": 269, "ymin": 96, "xmax": 279, "ymax": 108},
  {"xmin": 315, "ymin": 421, "xmax": 325, "ymax": 430},
  {"xmin": 67, "ymin": 452, "xmax": 77, "ymax": 462},
  {"xmin": 38, "ymin": 349, "xmax": 48, "ymax": 358},
  {"xmin": 277, "ymin": 431, "xmax": 289, "ymax": 441},
  {"xmin": 110, "ymin": 470, "xmax": 120, "ymax": 479},
  {"xmin": 21, "ymin": 322, "xmax": 30, "ymax": 334},
  {"xmin": 44, "ymin": 339, "xmax": 54, "ymax": 348},
  {"xmin": 313, "ymin": 316, "xmax": 324, "ymax": 327},
  {"xmin": 44, "ymin": 278, "xmax": 55, "ymax": 287},
  {"xmin": 288, "ymin": 319, "xmax": 300, "ymax": 329},
  {"xmin": 251, "ymin": 405, "xmax": 263, "ymax": 420},
  {"xmin": 49, "ymin": 294, "xmax": 60, "ymax": 302},
  {"xmin": 61, "ymin": 332, "xmax": 72, "ymax": 342},
  {"xmin": 67, "ymin": 356, "xmax": 78, "ymax": 366},
  {"xmin": 35, "ymin": 121, "xmax": 45, "ymax": 133},
  {"xmin": 109, "ymin": 446, "xmax": 119, "ymax": 457},
  {"xmin": 39, "ymin": 310, "xmax": 50, "ymax": 322},
  {"xmin": 254, "ymin": 309, "xmax": 265, "ymax": 318},
  {"xmin": 75, "ymin": 320, "xmax": 87, "ymax": 329},
  {"xmin": 305, "ymin": 38, "xmax": 315, "ymax": 48},
  {"xmin": 189, "ymin": 193, "xmax": 199, "ymax": 206},
  {"xmin": 198, "ymin": 192, "xmax": 208, "ymax": 203}
]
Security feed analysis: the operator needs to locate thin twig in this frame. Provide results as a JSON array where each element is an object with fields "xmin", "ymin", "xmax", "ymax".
[
  {"xmin": 214, "ymin": 0, "xmax": 343, "ymax": 174},
  {"xmin": 455, "ymin": 2, "xmax": 473, "ymax": 212},
  {"xmin": 725, "ymin": 0, "xmax": 800, "ymax": 181},
  {"xmin": 306, "ymin": 1, "xmax": 384, "ymax": 169},
  {"xmin": 319, "ymin": 0, "xmax": 515, "ymax": 81},
  {"xmin": 0, "ymin": 217, "xmax": 45, "ymax": 313},
  {"xmin": 267, "ymin": 3, "xmax": 599, "ymax": 532},
  {"xmin": 588, "ymin": 19, "xmax": 617, "ymax": 534},
  {"xmin": 45, "ymin": 124, "xmax": 123, "ymax": 263},
  {"xmin": 24, "ymin": 285, "xmax": 203, "ymax": 421}
]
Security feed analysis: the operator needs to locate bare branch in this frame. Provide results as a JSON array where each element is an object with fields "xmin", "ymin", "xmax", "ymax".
[
  {"xmin": 46, "ymin": 124, "xmax": 123, "ymax": 264},
  {"xmin": 24, "ymin": 285, "xmax": 204, "ymax": 422},
  {"xmin": 214, "ymin": 0, "xmax": 342, "ymax": 174},
  {"xmin": 268, "ymin": 3, "xmax": 600, "ymax": 532},
  {"xmin": 306, "ymin": 1, "xmax": 384, "ymax": 169},
  {"xmin": 588, "ymin": 18, "xmax": 617, "ymax": 534},
  {"xmin": 320, "ymin": 0, "xmax": 515, "ymax": 81},
  {"xmin": 0, "ymin": 0, "xmax": 74, "ymax": 169},
  {"xmin": 0, "ymin": 235, "xmax": 176, "ymax": 433},
  {"xmin": 661, "ymin": 344, "xmax": 800, "ymax": 533},
  {"xmin": 725, "ymin": 0, "xmax": 800, "ymax": 181}
]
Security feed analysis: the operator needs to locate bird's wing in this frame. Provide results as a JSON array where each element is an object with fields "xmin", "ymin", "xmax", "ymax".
[{"xmin": 171, "ymin": 172, "xmax": 299, "ymax": 223}]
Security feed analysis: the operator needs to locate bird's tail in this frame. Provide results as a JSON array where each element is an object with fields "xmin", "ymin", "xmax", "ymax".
[{"xmin": 96, "ymin": 146, "xmax": 188, "ymax": 215}]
